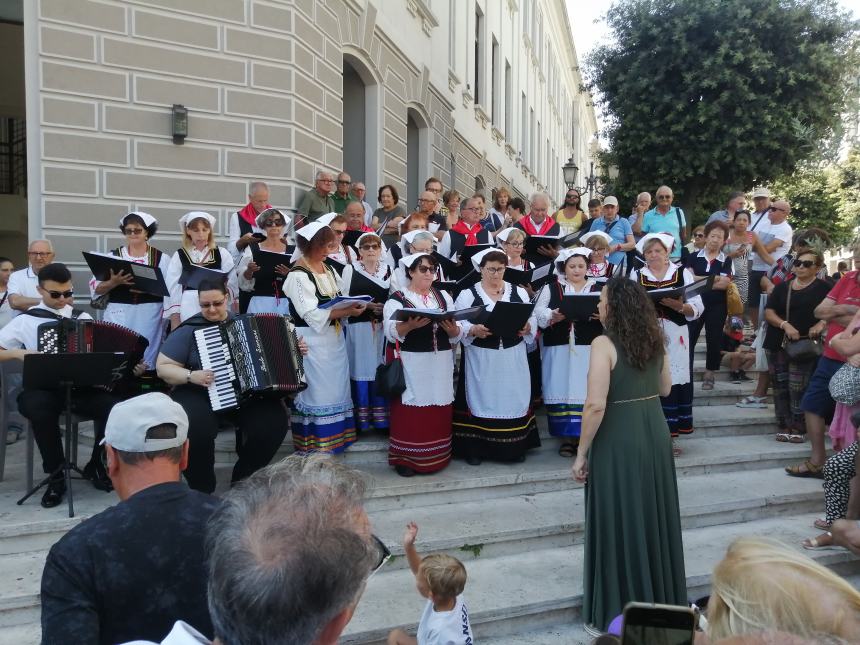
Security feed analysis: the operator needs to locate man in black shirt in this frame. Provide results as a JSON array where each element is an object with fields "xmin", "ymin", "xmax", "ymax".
[{"xmin": 40, "ymin": 392, "xmax": 219, "ymax": 645}]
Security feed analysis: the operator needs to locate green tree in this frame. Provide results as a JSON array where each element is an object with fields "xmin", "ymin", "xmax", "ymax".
[{"xmin": 586, "ymin": 0, "xmax": 858, "ymax": 223}]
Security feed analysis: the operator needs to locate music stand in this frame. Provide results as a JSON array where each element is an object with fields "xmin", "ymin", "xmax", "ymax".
[{"xmin": 17, "ymin": 352, "xmax": 127, "ymax": 518}]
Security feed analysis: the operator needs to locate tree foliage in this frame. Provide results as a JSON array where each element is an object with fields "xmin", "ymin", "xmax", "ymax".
[{"xmin": 586, "ymin": 0, "xmax": 858, "ymax": 223}]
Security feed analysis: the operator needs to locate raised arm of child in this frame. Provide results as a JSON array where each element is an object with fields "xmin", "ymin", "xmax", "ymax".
[{"xmin": 403, "ymin": 521, "xmax": 423, "ymax": 579}]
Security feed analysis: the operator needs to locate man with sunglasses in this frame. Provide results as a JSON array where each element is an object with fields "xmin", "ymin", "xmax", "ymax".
[
  {"xmin": 749, "ymin": 199, "xmax": 794, "ymax": 328},
  {"xmin": 0, "ymin": 263, "xmax": 119, "ymax": 507},
  {"xmin": 634, "ymin": 185, "xmax": 688, "ymax": 261},
  {"xmin": 296, "ymin": 170, "xmax": 337, "ymax": 229},
  {"xmin": 7, "ymin": 239, "xmax": 55, "ymax": 318},
  {"xmin": 135, "ymin": 455, "xmax": 390, "ymax": 645},
  {"xmin": 332, "ymin": 172, "xmax": 356, "ymax": 214}
]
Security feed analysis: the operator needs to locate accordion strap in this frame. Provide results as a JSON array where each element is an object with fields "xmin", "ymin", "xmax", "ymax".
[{"xmin": 23, "ymin": 307, "xmax": 86, "ymax": 321}]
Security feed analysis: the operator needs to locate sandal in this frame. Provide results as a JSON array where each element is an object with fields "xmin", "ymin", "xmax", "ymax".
[
  {"xmin": 787, "ymin": 433, "xmax": 806, "ymax": 444},
  {"xmin": 775, "ymin": 432, "xmax": 791, "ymax": 442},
  {"xmin": 672, "ymin": 440, "xmax": 682, "ymax": 458},
  {"xmin": 558, "ymin": 442, "xmax": 576, "ymax": 458},
  {"xmin": 802, "ymin": 532, "xmax": 842, "ymax": 551},
  {"xmin": 701, "ymin": 376, "xmax": 715, "ymax": 391},
  {"xmin": 785, "ymin": 460, "xmax": 824, "ymax": 479},
  {"xmin": 814, "ymin": 518, "xmax": 832, "ymax": 531}
]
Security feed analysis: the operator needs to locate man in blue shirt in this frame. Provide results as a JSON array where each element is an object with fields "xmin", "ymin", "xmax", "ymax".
[
  {"xmin": 588, "ymin": 196, "xmax": 635, "ymax": 265},
  {"xmin": 633, "ymin": 185, "xmax": 687, "ymax": 260},
  {"xmin": 706, "ymin": 191, "xmax": 745, "ymax": 225}
]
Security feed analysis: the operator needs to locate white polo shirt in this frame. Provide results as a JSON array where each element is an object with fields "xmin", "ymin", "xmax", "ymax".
[
  {"xmin": 751, "ymin": 216, "xmax": 793, "ymax": 272},
  {"xmin": 6, "ymin": 266, "xmax": 40, "ymax": 319},
  {"xmin": 0, "ymin": 303, "xmax": 91, "ymax": 351}
]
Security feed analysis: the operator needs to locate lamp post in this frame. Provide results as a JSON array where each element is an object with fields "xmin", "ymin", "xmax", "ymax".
[
  {"xmin": 582, "ymin": 161, "xmax": 599, "ymax": 199},
  {"xmin": 562, "ymin": 156, "xmax": 579, "ymax": 189}
]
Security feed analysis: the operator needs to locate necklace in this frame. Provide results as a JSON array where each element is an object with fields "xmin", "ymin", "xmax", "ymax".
[{"xmin": 793, "ymin": 276, "xmax": 815, "ymax": 289}]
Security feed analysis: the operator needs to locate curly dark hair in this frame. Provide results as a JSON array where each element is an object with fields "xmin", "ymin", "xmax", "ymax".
[{"xmin": 602, "ymin": 278, "xmax": 665, "ymax": 371}]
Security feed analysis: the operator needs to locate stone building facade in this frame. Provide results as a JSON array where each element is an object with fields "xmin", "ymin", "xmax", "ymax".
[{"xmin": 5, "ymin": 0, "xmax": 597, "ymax": 290}]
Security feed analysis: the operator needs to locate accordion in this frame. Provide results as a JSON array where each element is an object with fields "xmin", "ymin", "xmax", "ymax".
[
  {"xmin": 37, "ymin": 319, "xmax": 150, "ymax": 385},
  {"xmin": 194, "ymin": 314, "xmax": 307, "ymax": 411}
]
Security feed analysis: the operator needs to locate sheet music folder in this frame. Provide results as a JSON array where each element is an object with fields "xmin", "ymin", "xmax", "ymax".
[
  {"xmin": 503, "ymin": 263, "xmax": 553, "ymax": 288},
  {"xmin": 647, "ymin": 274, "xmax": 714, "ymax": 301},
  {"xmin": 483, "ymin": 301, "xmax": 535, "ymax": 337},
  {"xmin": 559, "ymin": 294, "xmax": 600, "ymax": 321},
  {"xmin": 347, "ymin": 271, "xmax": 389, "ymax": 303},
  {"xmin": 393, "ymin": 306, "xmax": 484, "ymax": 323},
  {"xmin": 178, "ymin": 264, "xmax": 230, "ymax": 290},
  {"xmin": 252, "ymin": 248, "xmax": 292, "ymax": 283},
  {"xmin": 83, "ymin": 251, "xmax": 169, "ymax": 297}
]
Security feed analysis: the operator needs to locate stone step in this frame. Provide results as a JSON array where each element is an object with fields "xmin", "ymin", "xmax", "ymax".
[{"xmin": 339, "ymin": 513, "xmax": 860, "ymax": 644}]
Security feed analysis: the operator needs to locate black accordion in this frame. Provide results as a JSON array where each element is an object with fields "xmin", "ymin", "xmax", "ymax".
[
  {"xmin": 37, "ymin": 319, "xmax": 150, "ymax": 385},
  {"xmin": 194, "ymin": 314, "xmax": 307, "ymax": 411}
]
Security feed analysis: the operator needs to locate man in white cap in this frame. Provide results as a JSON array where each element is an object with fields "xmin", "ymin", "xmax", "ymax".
[
  {"xmin": 587, "ymin": 196, "xmax": 636, "ymax": 267},
  {"xmin": 40, "ymin": 393, "xmax": 219, "ymax": 645},
  {"xmin": 750, "ymin": 186, "xmax": 772, "ymax": 230}
]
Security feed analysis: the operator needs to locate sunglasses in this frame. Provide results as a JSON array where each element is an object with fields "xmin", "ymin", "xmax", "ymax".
[
  {"xmin": 200, "ymin": 299, "xmax": 226, "ymax": 309},
  {"xmin": 359, "ymin": 244, "xmax": 381, "ymax": 250},
  {"xmin": 46, "ymin": 290, "xmax": 74, "ymax": 299},
  {"xmin": 332, "ymin": 229, "xmax": 346, "ymax": 236},
  {"xmin": 262, "ymin": 219, "xmax": 285, "ymax": 227},
  {"xmin": 794, "ymin": 260, "xmax": 817, "ymax": 268},
  {"xmin": 337, "ymin": 180, "xmax": 350, "ymax": 184},
  {"xmin": 414, "ymin": 264, "xmax": 436, "ymax": 274},
  {"xmin": 123, "ymin": 227, "xmax": 145, "ymax": 235},
  {"xmin": 694, "ymin": 233, "xmax": 705, "ymax": 238},
  {"xmin": 770, "ymin": 207, "xmax": 788, "ymax": 213},
  {"xmin": 657, "ymin": 195, "xmax": 672, "ymax": 200},
  {"xmin": 368, "ymin": 534, "xmax": 391, "ymax": 579}
]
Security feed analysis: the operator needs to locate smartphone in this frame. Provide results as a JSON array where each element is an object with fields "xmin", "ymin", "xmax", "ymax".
[
  {"xmin": 252, "ymin": 233, "xmax": 267, "ymax": 241},
  {"xmin": 621, "ymin": 602, "xmax": 697, "ymax": 645}
]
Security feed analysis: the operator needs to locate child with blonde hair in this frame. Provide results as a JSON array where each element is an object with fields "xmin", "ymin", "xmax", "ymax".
[{"xmin": 387, "ymin": 522, "xmax": 474, "ymax": 645}]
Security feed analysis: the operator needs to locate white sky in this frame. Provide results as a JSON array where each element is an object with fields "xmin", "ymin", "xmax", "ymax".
[{"xmin": 565, "ymin": 0, "xmax": 860, "ymax": 133}]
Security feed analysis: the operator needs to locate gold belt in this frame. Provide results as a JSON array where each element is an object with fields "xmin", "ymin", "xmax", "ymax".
[{"xmin": 610, "ymin": 395, "xmax": 658, "ymax": 404}]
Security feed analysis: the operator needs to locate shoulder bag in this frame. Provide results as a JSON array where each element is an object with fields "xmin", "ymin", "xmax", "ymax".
[
  {"xmin": 829, "ymin": 361, "xmax": 860, "ymax": 405},
  {"xmin": 375, "ymin": 340, "xmax": 406, "ymax": 398},
  {"xmin": 780, "ymin": 281, "xmax": 822, "ymax": 362}
]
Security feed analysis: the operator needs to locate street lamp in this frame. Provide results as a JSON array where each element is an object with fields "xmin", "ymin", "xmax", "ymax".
[
  {"xmin": 582, "ymin": 161, "xmax": 599, "ymax": 199},
  {"xmin": 562, "ymin": 156, "xmax": 579, "ymax": 189}
]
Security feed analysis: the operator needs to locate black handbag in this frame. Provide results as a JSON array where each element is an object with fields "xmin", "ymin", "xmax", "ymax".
[
  {"xmin": 781, "ymin": 281, "xmax": 823, "ymax": 362},
  {"xmin": 375, "ymin": 341, "xmax": 406, "ymax": 398}
]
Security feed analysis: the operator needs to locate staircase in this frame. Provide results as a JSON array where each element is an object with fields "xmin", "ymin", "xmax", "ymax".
[{"xmin": 0, "ymin": 341, "xmax": 856, "ymax": 645}]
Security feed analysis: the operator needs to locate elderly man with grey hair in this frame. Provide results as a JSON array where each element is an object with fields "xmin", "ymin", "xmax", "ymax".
[
  {"xmin": 228, "ymin": 182, "xmax": 271, "ymax": 313},
  {"xmin": 7, "ymin": 239, "xmax": 55, "ymax": 316},
  {"xmin": 513, "ymin": 192, "xmax": 561, "ymax": 263},
  {"xmin": 129, "ymin": 454, "xmax": 388, "ymax": 645},
  {"xmin": 296, "ymin": 170, "xmax": 336, "ymax": 229}
]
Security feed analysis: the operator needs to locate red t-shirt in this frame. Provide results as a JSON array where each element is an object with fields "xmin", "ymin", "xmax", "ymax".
[{"xmin": 823, "ymin": 271, "xmax": 860, "ymax": 361}]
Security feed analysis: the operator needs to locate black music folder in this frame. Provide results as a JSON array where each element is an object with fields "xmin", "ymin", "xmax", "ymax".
[
  {"xmin": 348, "ymin": 270, "xmax": 389, "ymax": 303},
  {"xmin": 343, "ymin": 229, "xmax": 364, "ymax": 249},
  {"xmin": 524, "ymin": 235, "xmax": 561, "ymax": 256},
  {"xmin": 432, "ymin": 251, "xmax": 459, "ymax": 276},
  {"xmin": 647, "ymin": 274, "xmax": 714, "ymax": 301},
  {"xmin": 483, "ymin": 301, "xmax": 535, "ymax": 337},
  {"xmin": 83, "ymin": 251, "xmax": 170, "ymax": 297},
  {"xmin": 503, "ymin": 263, "xmax": 554, "ymax": 289},
  {"xmin": 178, "ymin": 264, "xmax": 230, "ymax": 290},
  {"xmin": 393, "ymin": 305, "xmax": 484, "ymax": 323},
  {"xmin": 253, "ymin": 248, "xmax": 292, "ymax": 282},
  {"xmin": 457, "ymin": 243, "xmax": 494, "ymax": 264},
  {"xmin": 434, "ymin": 270, "xmax": 480, "ymax": 295},
  {"xmin": 559, "ymin": 294, "xmax": 601, "ymax": 322}
]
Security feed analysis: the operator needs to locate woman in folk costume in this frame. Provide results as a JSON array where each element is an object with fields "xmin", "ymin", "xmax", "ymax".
[
  {"xmin": 453, "ymin": 248, "xmax": 541, "ymax": 465},
  {"xmin": 389, "ymin": 230, "xmax": 442, "ymax": 293},
  {"xmin": 535, "ymin": 247, "xmax": 603, "ymax": 457},
  {"xmin": 236, "ymin": 208, "xmax": 292, "ymax": 315},
  {"xmin": 164, "ymin": 211, "xmax": 237, "ymax": 329},
  {"xmin": 629, "ymin": 233, "xmax": 704, "ymax": 456},
  {"xmin": 437, "ymin": 197, "xmax": 491, "ymax": 260},
  {"xmin": 283, "ymin": 222, "xmax": 367, "ymax": 454},
  {"xmin": 317, "ymin": 212, "xmax": 358, "ymax": 266},
  {"xmin": 383, "ymin": 252, "xmax": 463, "ymax": 476},
  {"xmin": 89, "ymin": 211, "xmax": 170, "ymax": 368},
  {"xmin": 580, "ymin": 231, "xmax": 617, "ymax": 281},
  {"xmin": 341, "ymin": 232, "xmax": 392, "ymax": 432},
  {"xmin": 385, "ymin": 215, "xmax": 429, "ymax": 272}
]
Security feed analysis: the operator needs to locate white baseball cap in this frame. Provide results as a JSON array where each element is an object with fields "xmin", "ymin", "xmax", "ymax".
[{"xmin": 101, "ymin": 393, "xmax": 188, "ymax": 452}]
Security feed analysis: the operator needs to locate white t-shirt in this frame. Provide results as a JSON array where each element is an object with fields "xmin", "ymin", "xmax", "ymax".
[
  {"xmin": 6, "ymin": 266, "xmax": 40, "ymax": 318},
  {"xmin": 0, "ymin": 303, "xmax": 92, "ymax": 351},
  {"xmin": 417, "ymin": 595, "xmax": 473, "ymax": 645},
  {"xmin": 751, "ymin": 217, "xmax": 793, "ymax": 272}
]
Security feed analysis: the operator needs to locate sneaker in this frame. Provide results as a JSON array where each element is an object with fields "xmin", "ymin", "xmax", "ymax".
[
  {"xmin": 736, "ymin": 395, "xmax": 767, "ymax": 408},
  {"xmin": 730, "ymin": 371, "xmax": 742, "ymax": 384},
  {"xmin": 737, "ymin": 370, "xmax": 753, "ymax": 382}
]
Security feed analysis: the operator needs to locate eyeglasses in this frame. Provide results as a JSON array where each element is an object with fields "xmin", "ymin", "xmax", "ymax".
[
  {"xmin": 368, "ymin": 534, "xmax": 391, "ymax": 579},
  {"xmin": 504, "ymin": 241, "xmax": 524, "ymax": 248},
  {"xmin": 46, "ymin": 290, "xmax": 74, "ymax": 299},
  {"xmin": 262, "ymin": 219, "xmax": 285, "ymax": 227},
  {"xmin": 419, "ymin": 198, "xmax": 436, "ymax": 203},
  {"xmin": 566, "ymin": 194, "xmax": 579, "ymax": 199},
  {"xmin": 359, "ymin": 244, "xmax": 381, "ymax": 250},
  {"xmin": 337, "ymin": 180, "xmax": 350, "ymax": 184},
  {"xmin": 794, "ymin": 260, "xmax": 817, "ymax": 268},
  {"xmin": 200, "ymin": 299, "xmax": 226, "ymax": 309},
  {"xmin": 657, "ymin": 195, "xmax": 672, "ymax": 200},
  {"xmin": 332, "ymin": 229, "xmax": 345, "ymax": 236},
  {"xmin": 694, "ymin": 233, "xmax": 705, "ymax": 238},
  {"xmin": 319, "ymin": 179, "xmax": 334, "ymax": 184},
  {"xmin": 123, "ymin": 227, "xmax": 145, "ymax": 235},
  {"xmin": 414, "ymin": 264, "xmax": 436, "ymax": 274},
  {"xmin": 28, "ymin": 251, "xmax": 53, "ymax": 258},
  {"xmin": 482, "ymin": 266, "xmax": 505, "ymax": 275},
  {"xmin": 461, "ymin": 207, "xmax": 479, "ymax": 213}
]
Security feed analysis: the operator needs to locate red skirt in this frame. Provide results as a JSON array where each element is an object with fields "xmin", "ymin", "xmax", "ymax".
[{"xmin": 388, "ymin": 398, "xmax": 452, "ymax": 473}]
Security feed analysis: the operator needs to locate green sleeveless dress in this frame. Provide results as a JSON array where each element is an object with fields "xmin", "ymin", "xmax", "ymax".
[{"xmin": 582, "ymin": 335, "xmax": 687, "ymax": 631}]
